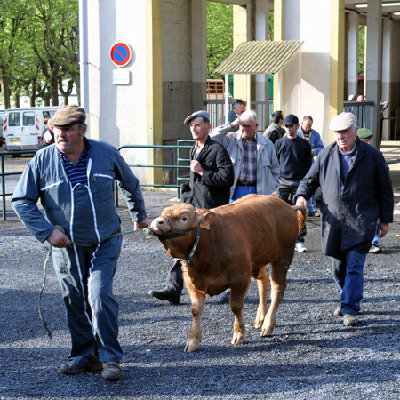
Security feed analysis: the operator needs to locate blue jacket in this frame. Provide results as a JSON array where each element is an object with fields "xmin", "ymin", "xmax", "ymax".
[
  {"xmin": 12, "ymin": 139, "xmax": 147, "ymax": 244},
  {"xmin": 297, "ymin": 128, "xmax": 324, "ymax": 156},
  {"xmin": 296, "ymin": 138, "xmax": 394, "ymax": 258}
]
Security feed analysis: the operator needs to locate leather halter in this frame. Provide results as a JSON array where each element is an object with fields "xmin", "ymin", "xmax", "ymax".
[{"xmin": 151, "ymin": 215, "xmax": 201, "ymax": 263}]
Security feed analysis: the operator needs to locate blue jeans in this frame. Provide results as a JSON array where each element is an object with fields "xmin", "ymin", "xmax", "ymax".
[
  {"xmin": 52, "ymin": 234, "xmax": 123, "ymax": 365},
  {"xmin": 331, "ymin": 250, "xmax": 366, "ymax": 315},
  {"xmin": 230, "ymin": 185, "xmax": 257, "ymax": 203},
  {"xmin": 372, "ymin": 221, "xmax": 380, "ymax": 246}
]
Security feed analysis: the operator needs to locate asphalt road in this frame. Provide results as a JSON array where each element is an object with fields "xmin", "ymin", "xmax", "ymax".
[{"xmin": 1, "ymin": 189, "xmax": 400, "ymax": 400}]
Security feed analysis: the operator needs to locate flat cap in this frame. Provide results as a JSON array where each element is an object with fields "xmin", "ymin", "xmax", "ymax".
[
  {"xmin": 283, "ymin": 114, "xmax": 299, "ymax": 125},
  {"xmin": 329, "ymin": 112, "xmax": 357, "ymax": 132},
  {"xmin": 357, "ymin": 128, "xmax": 373, "ymax": 140},
  {"xmin": 183, "ymin": 110, "xmax": 210, "ymax": 125},
  {"xmin": 52, "ymin": 105, "xmax": 86, "ymax": 126}
]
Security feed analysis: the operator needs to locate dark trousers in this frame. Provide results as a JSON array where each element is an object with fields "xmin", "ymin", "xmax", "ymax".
[
  {"xmin": 164, "ymin": 259, "xmax": 183, "ymax": 295},
  {"xmin": 276, "ymin": 177, "xmax": 307, "ymax": 242}
]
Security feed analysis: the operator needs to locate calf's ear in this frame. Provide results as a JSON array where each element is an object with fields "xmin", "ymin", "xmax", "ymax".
[{"xmin": 196, "ymin": 209, "xmax": 216, "ymax": 229}]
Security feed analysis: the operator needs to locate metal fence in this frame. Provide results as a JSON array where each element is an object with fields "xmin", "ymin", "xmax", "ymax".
[
  {"xmin": 205, "ymin": 99, "xmax": 274, "ymax": 132},
  {"xmin": 343, "ymin": 100, "xmax": 374, "ymax": 129},
  {"xmin": 0, "ymin": 150, "xmax": 36, "ymax": 220}
]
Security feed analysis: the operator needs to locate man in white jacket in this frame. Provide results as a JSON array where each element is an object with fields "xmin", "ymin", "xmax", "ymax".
[{"xmin": 210, "ymin": 109, "xmax": 279, "ymax": 202}]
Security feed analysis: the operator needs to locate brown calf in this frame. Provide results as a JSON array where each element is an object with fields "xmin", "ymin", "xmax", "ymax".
[{"xmin": 150, "ymin": 194, "xmax": 305, "ymax": 352}]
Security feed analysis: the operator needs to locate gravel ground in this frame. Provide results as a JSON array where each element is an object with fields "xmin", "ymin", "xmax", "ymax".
[{"xmin": 1, "ymin": 189, "xmax": 400, "ymax": 400}]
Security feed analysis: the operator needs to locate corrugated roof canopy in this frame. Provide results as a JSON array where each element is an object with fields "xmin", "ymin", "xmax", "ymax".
[{"xmin": 214, "ymin": 40, "xmax": 304, "ymax": 75}]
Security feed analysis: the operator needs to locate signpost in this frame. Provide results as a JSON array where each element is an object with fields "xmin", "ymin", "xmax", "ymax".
[{"xmin": 110, "ymin": 43, "xmax": 133, "ymax": 67}]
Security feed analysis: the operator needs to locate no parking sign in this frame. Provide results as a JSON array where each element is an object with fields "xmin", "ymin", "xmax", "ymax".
[{"xmin": 110, "ymin": 43, "xmax": 133, "ymax": 67}]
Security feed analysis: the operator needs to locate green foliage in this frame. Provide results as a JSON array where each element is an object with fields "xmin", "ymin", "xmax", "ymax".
[
  {"xmin": 0, "ymin": 0, "xmax": 79, "ymax": 108},
  {"xmin": 206, "ymin": 2, "xmax": 233, "ymax": 79},
  {"xmin": 358, "ymin": 25, "xmax": 365, "ymax": 76}
]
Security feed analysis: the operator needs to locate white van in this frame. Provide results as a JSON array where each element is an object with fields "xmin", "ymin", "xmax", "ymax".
[{"xmin": 3, "ymin": 107, "xmax": 59, "ymax": 151}]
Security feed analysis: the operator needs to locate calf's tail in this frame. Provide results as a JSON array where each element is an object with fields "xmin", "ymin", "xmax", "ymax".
[{"xmin": 291, "ymin": 204, "xmax": 307, "ymax": 233}]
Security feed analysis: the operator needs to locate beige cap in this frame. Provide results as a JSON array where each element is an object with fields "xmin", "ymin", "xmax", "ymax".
[
  {"xmin": 329, "ymin": 112, "xmax": 357, "ymax": 132},
  {"xmin": 52, "ymin": 105, "xmax": 86, "ymax": 127}
]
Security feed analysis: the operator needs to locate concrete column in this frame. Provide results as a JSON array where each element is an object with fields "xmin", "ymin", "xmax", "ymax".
[
  {"xmin": 191, "ymin": 0, "xmax": 207, "ymax": 112},
  {"xmin": 273, "ymin": 0, "xmax": 284, "ymax": 111},
  {"xmin": 233, "ymin": 5, "xmax": 249, "ymax": 103},
  {"xmin": 365, "ymin": 0, "xmax": 382, "ymax": 147},
  {"xmin": 274, "ymin": 0, "xmax": 344, "ymax": 145},
  {"xmin": 85, "ymin": 0, "xmax": 155, "ymax": 183},
  {"xmin": 254, "ymin": 0, "xmax": 269, "ymax": 123},
  {"xmin": 346, "ymin": 11, "xmax": 359, "ymax": 99},
  {"xmin": 381, "ymin": 18, "xmax": 391, "ymax": 140}
]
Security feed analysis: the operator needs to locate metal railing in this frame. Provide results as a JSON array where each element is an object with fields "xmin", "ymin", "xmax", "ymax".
[
  {"xmin": 343, "ymin": 100, "xmax": 374, "ymax": 129},
  {"xmin": 204, "ymin": 99, "xmax": 273, "ymax": 132},
  {"xmin": 115, "ymin": 144, "xmax": 193, "ymax": 206},
  {"xmin": 1, "ymin": 150, "xmax": 36, "ymax": 220}
]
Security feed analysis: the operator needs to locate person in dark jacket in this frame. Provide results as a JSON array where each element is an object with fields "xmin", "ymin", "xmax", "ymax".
[
  {"xmin": 149, "ymin": 110, "xmax": 234, "ymax": 305},
  {"xmin": 263, "ymin": 111, "xmax": 285, "ymax": 143},
  {"xmin": 295, "ymin": 112, "xmax": 394, "ymax": 327},
  {"xmin": 275, "ymin": 114, "xmax": 313, "ymax": 252}
]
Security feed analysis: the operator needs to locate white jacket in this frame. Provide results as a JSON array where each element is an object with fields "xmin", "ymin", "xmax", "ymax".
[{"xmin": 210, "ymin": 127, "xmax": 279, "ymax": 198}]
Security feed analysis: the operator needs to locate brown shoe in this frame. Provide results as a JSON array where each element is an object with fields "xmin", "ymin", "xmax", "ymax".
[
  {"xmin": 60, "ymin": 355, "xmax": 102, "ymax": 375},
  {"xmin": 343, "ymin": 314, "xmax": 359, "ymax": 326},
  {"xmin": 101, "ymin": 362, "xmax": 122, "ymax": 380}
]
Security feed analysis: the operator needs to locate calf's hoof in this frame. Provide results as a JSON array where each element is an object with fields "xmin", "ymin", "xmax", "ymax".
[
  {"xmin": 260, "ymin": 326, "xmax": 274, "ymax": 337},
  {"xmin": 184, "ymin": 340, "xmax": 199, "ymax": 352},
  {"xmin": 231, "ymin": 333, "xmax": 245, "ymax": 345}
]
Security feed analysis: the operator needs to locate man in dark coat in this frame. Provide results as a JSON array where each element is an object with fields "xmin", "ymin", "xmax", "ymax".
[
  {"xmin": 149, "ymin": 110, "xmax": 234, "ymax": 304},
  {"xmin": 295, "ymin": 112, "xmax": 394, "ymax": 327}
]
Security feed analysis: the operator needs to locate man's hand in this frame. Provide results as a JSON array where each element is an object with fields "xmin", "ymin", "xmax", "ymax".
[
  {"xmin": 295, "ymin": 196, "xmax": 308, "ymax": 209},
  {"xmin": 190, "ymin": 160, "xmax": 204, "ymax": 176},
  {"xmin": 46, "ymin": 228, "xmax": 69, "ymax": 248},
  {"xmin": 230, "ymin": 117, "xmax": 241, "ymax": 127},
  {"xmin": 134, "ymin": 218, "xmax": 149, "ymax": 230},
  {"xmin": 378, "ymin": 222, "xmax": 389, "ymax": 238}
]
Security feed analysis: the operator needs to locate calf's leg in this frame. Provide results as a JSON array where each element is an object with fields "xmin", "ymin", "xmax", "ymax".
[
  {"xmin": 253, "ymin": 266, "xmax": 269, "ymax": 329},
  {"xmin": 229, "ymin": 283, "xmax": 249, "ymax": 345},
  {"xmin": 261, "ymin": 259, "xmax": 289, "ymax": 337},
  {"xmin": 183, "ymin": 274, "xmax": 205, "ymax": 352}
]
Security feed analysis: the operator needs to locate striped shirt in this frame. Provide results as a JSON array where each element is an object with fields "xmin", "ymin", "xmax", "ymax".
[
  {"xmin": 60, "ymin": 149, "xmax": 89, "ymax": 187},
  {"xmin": 238, "ymin": 136, "xmax": 257, "ymax": 186}
]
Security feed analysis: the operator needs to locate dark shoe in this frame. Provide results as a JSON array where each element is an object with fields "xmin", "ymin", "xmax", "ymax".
[
  {"xmin": 369, "ymin": 244, "xmax": 381, "ymax": 254},
  {"xmin": 219, "ymin": 289, "xmax": 231, "ymax": 304},
  {"xmin": 333, "ymin": 307, "xmax": 342, "ymax": 317},
  {"xmin": 60, "ymin": 355, "xmax": 102, "ymax": 375},
  {"xmin": 148, "ymin": 290, "xmax": 180, "ymax": 305},
  {"xmin": 343, "ymin": 314, "xmax": 359, "ymax": 326},
  {"xmin": 101, "ymin": 362, "xmax": 122, "ymax": 380}
]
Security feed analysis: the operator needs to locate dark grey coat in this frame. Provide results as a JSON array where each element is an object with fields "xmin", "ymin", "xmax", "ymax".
[{"xmin": 296, "ymin": 138, "xmax": 394, "ymax": 258}]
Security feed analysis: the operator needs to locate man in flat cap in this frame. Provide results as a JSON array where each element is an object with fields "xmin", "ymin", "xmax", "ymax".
[
  {"xmin": 12, "ymin": 104, "xmax": 148, "ymax": 380},
  {"xmin": 295, "ymin": 112, "xmax": 393, "ymax": 326},
  {"xmin": 149, "ymin": 110, "xmax": 234, "ymax": 305}
]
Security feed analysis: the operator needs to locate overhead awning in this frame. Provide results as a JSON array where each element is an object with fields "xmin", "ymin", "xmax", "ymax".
[{"xmin": 213, "ymin": 40, "xmax": 304, "ymax": 75}]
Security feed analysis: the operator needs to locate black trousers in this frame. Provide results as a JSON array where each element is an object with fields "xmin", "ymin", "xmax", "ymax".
[{"xmin": 164, "ymin": 259, "xmax": 183, "ymax": 294}]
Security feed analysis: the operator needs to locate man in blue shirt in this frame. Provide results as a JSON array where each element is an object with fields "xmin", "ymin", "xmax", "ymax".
[{"xmin": 12, "ymin": 105, "xmax": 148, "ymax": 380}]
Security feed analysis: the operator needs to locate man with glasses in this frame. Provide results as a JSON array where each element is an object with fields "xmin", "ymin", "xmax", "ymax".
[
  {"xmin": 295, "ymin": 112, "xmax": 393, "ymax": 326},
  {"xmin": 274, "ymin": 114, "xmax": 313, "ymax": 252}
]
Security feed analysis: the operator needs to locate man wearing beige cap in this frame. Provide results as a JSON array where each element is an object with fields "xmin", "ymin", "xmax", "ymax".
[
  {"xmin": 295, "ymin": 112, "xmax": 393, "ymax": 326},
  {"xmin": 12, "ymin": 104, "xmax": 148, "ymax": 380}
]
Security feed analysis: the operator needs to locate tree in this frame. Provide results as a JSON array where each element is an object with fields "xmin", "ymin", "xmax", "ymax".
[{"xmin": 206, "ymin": 2, "xmax": 233, "ymax": 79}]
